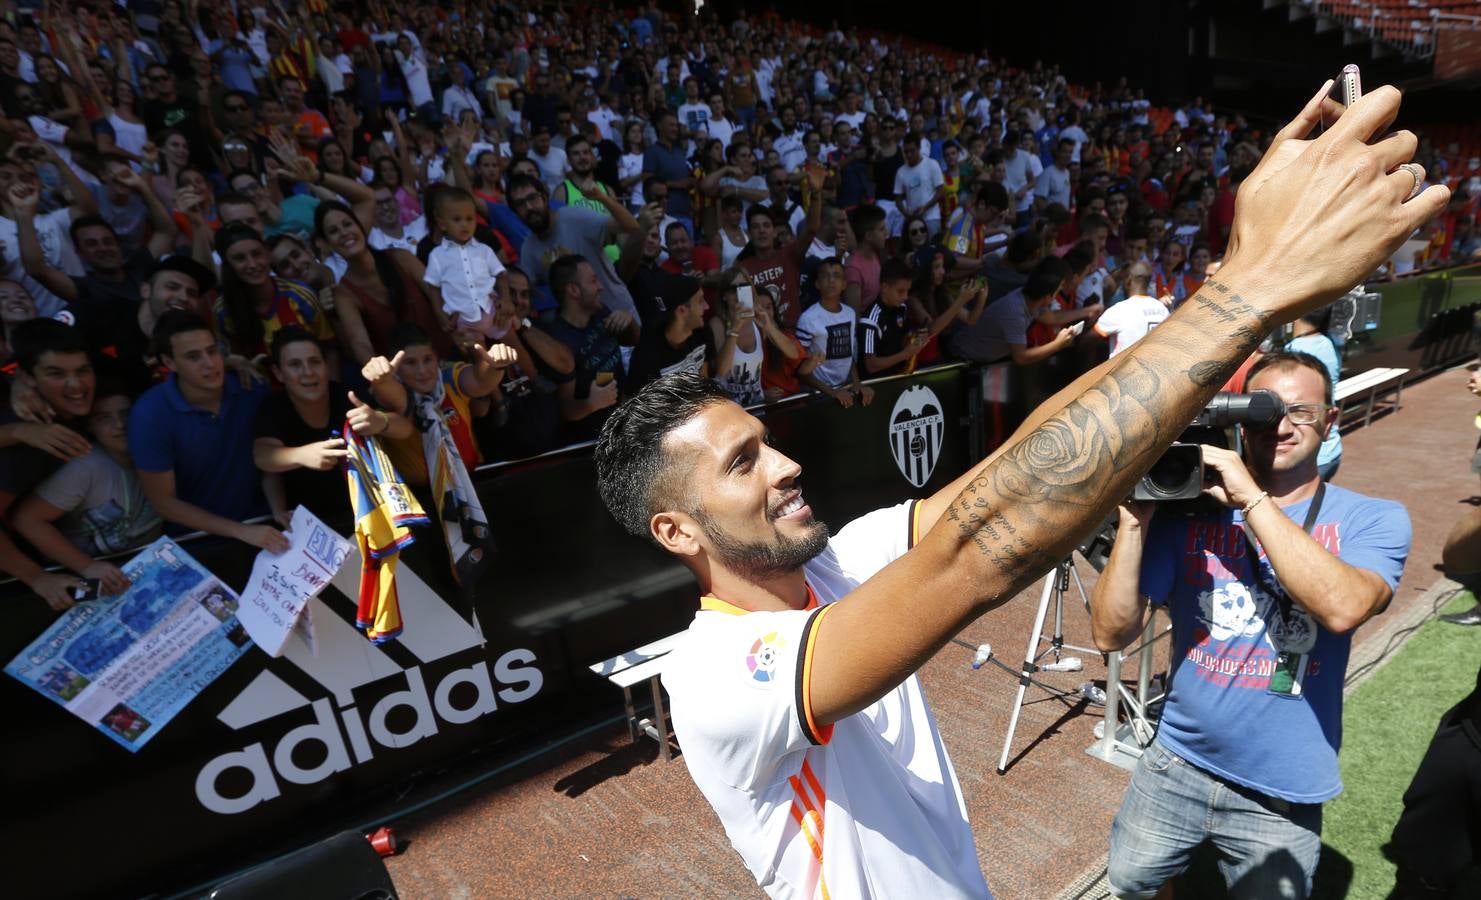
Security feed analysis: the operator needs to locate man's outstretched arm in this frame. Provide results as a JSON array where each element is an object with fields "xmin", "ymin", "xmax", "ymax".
[{"xmin": 806, "ymin": 84, "xmax": 1449, "ymax": 727}]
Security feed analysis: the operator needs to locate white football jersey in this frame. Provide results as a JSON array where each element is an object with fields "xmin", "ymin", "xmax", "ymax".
[{"xmin": 663, "ymin": 500, "xmax": 992, "ymax": 899}]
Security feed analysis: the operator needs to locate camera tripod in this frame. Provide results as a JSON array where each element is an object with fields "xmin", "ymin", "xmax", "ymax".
[{"xmin": 997, "ymin": 556, "xmax": 1099, "ymax": 775}]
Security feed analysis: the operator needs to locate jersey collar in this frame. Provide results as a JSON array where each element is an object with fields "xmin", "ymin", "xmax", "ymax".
[{"xmin": 699, "ymin": 583, "xmax": 819, "ymax": 616}]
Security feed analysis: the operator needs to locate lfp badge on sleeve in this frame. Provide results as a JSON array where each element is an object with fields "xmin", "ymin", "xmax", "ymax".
[{"xmin": 888, "ymin": 385, "xmax": 944, "ymax": 488}]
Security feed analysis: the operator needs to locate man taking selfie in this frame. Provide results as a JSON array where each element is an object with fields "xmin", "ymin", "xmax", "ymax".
[{"xmin": 594, "ymin": 83, "xmax": 1444, "ymax": 898}]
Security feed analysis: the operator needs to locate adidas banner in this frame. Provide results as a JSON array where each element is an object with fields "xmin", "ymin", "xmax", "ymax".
[{"xmin": 0, "ymin": 364, "xmax": 975, "ymax": 899}]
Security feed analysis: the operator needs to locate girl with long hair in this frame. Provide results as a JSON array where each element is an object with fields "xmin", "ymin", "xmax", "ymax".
[{"xmin": 213, "ymin": 224, "xmax": 340, "ymax": 372}]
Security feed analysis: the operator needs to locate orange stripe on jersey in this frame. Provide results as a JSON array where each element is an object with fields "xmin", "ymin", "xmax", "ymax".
[
  {"xmin": 801, "ymin": 759, "xmax": 826, "ymax": 810},
  {"xmin": 789, "ymin": 798, "xmax": 824, "ymax": 859},
  {"xmin": 789, "ymin": 777, "xmax": 831, "ymax": 899},
  {"xmin": 799, "ymin": 604, "xmax": 836, "ymax": 744},
  {"xmin": 909, "ymin": 498, "xmax": 923, "ymax": 548}
]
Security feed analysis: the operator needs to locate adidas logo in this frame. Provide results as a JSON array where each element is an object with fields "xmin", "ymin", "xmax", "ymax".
[{"xmin": 195, "ymin": 549, "xmax": 544, "ymax": 814}]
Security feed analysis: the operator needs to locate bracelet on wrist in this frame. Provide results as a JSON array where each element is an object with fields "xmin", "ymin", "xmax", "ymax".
[{"xmin": 1242, "ymin": 491, "xmax": 1270, "ymax": 516}]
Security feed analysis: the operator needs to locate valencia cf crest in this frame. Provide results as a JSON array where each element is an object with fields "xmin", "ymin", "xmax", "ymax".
[{"xmin": 888, "ymin": 386, "xmax": 944, "ymax": 488}]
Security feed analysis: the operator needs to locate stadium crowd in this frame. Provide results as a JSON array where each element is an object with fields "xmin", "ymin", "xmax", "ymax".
[{"xmin": 0, "ymin": 0, "xmax": 1476, "ymax": 616}]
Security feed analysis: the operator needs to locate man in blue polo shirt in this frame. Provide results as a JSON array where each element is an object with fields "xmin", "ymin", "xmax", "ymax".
[
  {"xmin": 128, "ymin": 311, "xmax": 289, "ymax": 553},
  {"xmin": 642, "ymin": 108, "xmax": 694, "ymax": 223}
]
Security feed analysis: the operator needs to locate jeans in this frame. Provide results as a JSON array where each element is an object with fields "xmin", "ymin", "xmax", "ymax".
[{"xmin": 1107, "ymin": 740, "xmax": 1323, "ymax": 899}]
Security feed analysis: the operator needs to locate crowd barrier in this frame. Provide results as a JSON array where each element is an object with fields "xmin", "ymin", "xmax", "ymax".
[{"xmin": 0, "ymin": 364, "xmax": 981, "ymax": 899}]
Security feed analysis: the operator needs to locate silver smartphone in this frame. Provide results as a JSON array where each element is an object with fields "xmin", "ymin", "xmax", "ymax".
[
  {"xmin": 736, "ymin": 285, "xmax": 754, "ymax": 315},
  {"xmin": 1335, "ymin": 64, "xmax": 1362, "ymax": 108},
  {"xmin": 1321, "ymin": 65, "xmax": 1362, "ymax": 134}
]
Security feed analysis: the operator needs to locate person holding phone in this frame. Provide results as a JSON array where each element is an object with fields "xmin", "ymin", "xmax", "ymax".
[
  {"xmin": 710, "ymin": 271, "xmax": 805, "ymax": 407},
  {"xmin": 592, "ymin": 79, "xmax": 1444, "ymax": 900}
]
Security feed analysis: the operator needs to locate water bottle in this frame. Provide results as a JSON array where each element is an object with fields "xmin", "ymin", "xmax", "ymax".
[
  {"xmin": 1078, "ymin": 681, "xmax": 1107, "ymax": 705},
  {"xmin": 971, "ymin": 644, "xmax": 992, "ymax": 669},
  {"xmin": 1041, "ymin": 656, "xmax": 1083, "ymax": 673}
]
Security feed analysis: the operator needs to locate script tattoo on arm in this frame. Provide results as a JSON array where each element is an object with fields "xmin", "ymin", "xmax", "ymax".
[
  {"xmin": 1186, "ymin": 279, "xmax": 1275, "ymax": 387},
  {"xmin": 938, "ymin": 278, "xmax": 1269, "ymax": 602}
]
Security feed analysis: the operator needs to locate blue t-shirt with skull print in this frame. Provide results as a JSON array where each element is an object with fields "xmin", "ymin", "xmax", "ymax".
[{"xmin": 1139, "ymin": 484, "xmax": 1410, "ymax": 803}]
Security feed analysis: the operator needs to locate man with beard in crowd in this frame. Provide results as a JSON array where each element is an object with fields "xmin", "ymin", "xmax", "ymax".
[{"xmin": 507, "ymin": 172, "xmax": 643, "ymax": 321}]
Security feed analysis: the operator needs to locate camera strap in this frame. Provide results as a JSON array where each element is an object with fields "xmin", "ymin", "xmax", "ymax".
[{"xmin": 1241, "ymin": 481, "xmax": 1326, "ymax": 621}]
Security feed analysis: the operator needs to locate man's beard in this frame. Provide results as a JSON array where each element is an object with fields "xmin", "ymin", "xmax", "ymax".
[{"xmin": 694, "ymin": 507, "xmax": 831, "ymax": 581}]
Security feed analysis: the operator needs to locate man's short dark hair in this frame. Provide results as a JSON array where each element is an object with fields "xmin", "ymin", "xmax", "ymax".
[
  {"xmin": 880, "ymin": 258, "xmax": 913, "ymax": 286},
  {"xmin": 505, "ymin": 172, "xmax": 546, "ymax": 199},
  {"xmin": 548, "ymin": 254, "xmax": 588, "ymax": 305},
  {"xmin": 848, "ymin": 203, "xmax": 885, "ymax": 241},
  {"xmin": 594, "ymin": 373, "xmax": 733, "ymax": 542},
  {"xmin": 974, "ymin": 182, "xmax": 1009, "ymax": 212},
  {"xmin": 1079, "ymin": 214, "xmax": 1111, "ymax": 236},
  {"xmin": 389, "ymin": 322, "xmax": 434, "ymax": 355},
  {"xmin": 746, "ymin": 205, "xmax": 776, "ymax": 229},
  {"xmin": 664, "ymin": 220, "xmax": 690, "ymax": 242},
  {"xmin": 12, "ymin": 318, "xmax": 89, "ymax": 373},
  {"xmin": 1005, "ymin": 231, "xmax": 1041, "ymax": 265},
  {"xmin": 1247, "ymin": 351, "xmax": 1334, "ymax": 406},
  {"xmin": 565, "ymin": 133, "xmax": 591, "ymax": 155},
  {"xmin": 269, "ymin": 324, "xmax": 320, "ymax": 366},
  {"xmin": 68, "ymin": 214, "xmax": 114, "ymax": 248},
  {"xmin": 1063, "ymin": 241, "xmax": 1096, "ymax": 276},
  {"xmin": 1025, "ymin": 266, "xmax": 1065, "ymax": 301},
  {"xmin": 152, "ymin": 310, "xmax": 214, "ymax": 358},
  {"xmin": 217, "ymin": 190, "xmax": 256, "ymax": 211}
]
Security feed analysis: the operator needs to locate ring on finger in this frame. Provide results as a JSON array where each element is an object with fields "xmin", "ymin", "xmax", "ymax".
[{"xmin": 1396, "ymin": 162, "xmax": 1425, "ymax": 202}]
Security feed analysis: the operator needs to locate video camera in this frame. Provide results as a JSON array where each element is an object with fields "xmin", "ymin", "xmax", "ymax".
[{"xmin": 1131, "ymin": 391, "xmax": 1285, "ymax": 502}]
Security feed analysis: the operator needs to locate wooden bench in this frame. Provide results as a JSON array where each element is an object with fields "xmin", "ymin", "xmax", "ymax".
[
  {"xmin": 589, "ymin": 632, "xmax": 686, "ymax": 761},
  {"xmin": 1334, "ymin": 367, "xmax": 1410, "ymax": 429}
]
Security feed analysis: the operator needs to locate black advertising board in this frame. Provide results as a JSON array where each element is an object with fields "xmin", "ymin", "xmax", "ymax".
[{"xmin": 0, "ymin": 365, "xmax": 978, "ymax": 899}]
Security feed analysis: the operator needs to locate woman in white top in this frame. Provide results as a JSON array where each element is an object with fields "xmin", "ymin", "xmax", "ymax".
[
  {"xmin": 713, "ymin": 195, "xmax": 749, "ymax": 270},
  {"xmin": 708, "ymin": 268, "xmax": 800, "ymax": 407},
  {"xmin": 76, "ymin": 73, "xmax": 149, "ymax": 160},
  {"xmin": 618, "ymin": 120, "xmax": 647, "ymax": 210}
]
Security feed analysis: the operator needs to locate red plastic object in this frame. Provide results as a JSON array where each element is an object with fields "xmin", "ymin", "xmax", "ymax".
[{"xmin": 367, "ymin": 826, "xmax": 398, "ymax": 857}]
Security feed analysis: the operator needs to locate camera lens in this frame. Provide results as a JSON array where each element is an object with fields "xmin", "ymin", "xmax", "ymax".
[{"xmin": 1145, "ymin": 452, "xmax": 1195, "ymax": 494}]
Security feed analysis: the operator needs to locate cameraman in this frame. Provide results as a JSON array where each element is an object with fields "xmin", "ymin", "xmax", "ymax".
[{"xmin": 1091, "ymin": 351, "xmax": 1412, "ymax": 899}]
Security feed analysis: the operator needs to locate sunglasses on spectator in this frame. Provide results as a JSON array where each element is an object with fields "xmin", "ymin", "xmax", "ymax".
[{"xmin": 908, "ymin": 226, "xmax": 927, "ymax": 236}]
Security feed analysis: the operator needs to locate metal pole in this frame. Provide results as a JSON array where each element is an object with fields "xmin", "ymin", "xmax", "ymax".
[
  {"xmin": 1096, "ymin": 649, "xmax": 1123, "ymax": 758},
  {"xmin": 998, "ymin": 568, "xmax": 1057, "ymax": 774},
  {"xmin": 1136, "ymin": 611, "xmax": 1156, "ymax": 711}
]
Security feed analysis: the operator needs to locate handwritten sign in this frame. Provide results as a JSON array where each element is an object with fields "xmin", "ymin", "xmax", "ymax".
[
  {"xmin": 4, "ymin": 538, "xmax": 251, "ymax": 751},
  {"xmin": 236, "ymin": 507, "xmax": 352, "ymax": 657}
]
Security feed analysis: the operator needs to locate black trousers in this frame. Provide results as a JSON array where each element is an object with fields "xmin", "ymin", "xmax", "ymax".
[{"xmin": 1385, "ymin": 665, "xmax": 1481, "ymax": 897}]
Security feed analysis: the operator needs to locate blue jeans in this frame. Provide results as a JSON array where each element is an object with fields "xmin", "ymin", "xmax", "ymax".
[{"xmin": 1107, "ymin": 740, "xmax": 1323, "ymax": 899}]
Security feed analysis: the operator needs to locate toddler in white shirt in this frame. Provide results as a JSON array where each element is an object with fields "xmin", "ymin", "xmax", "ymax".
[{"xmin": 423, "ymin": 188, "xmax": 507, "ymax": 340}]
